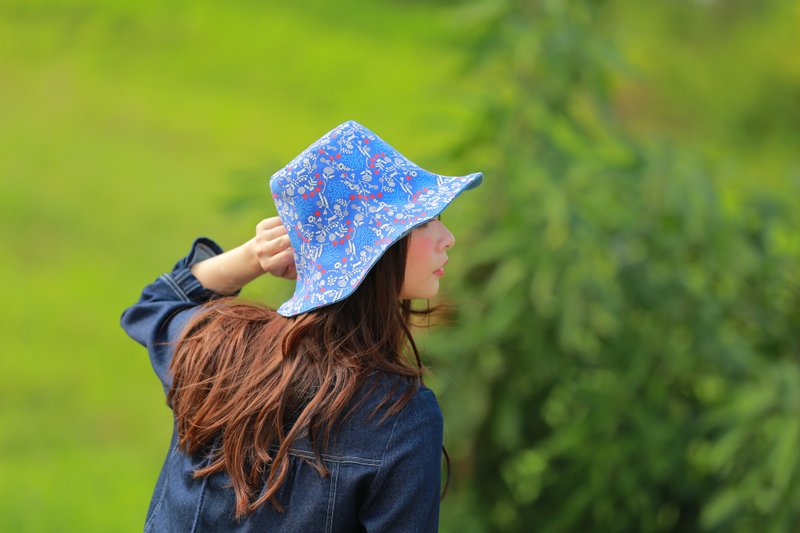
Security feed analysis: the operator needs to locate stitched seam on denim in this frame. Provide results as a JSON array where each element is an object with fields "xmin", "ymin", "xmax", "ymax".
[
  {"xmin": 362, "ymin": 408, "xmax": 401, "ymax": 510},
  {"xmin": 325, "ymin": 462, "xmax": 339, "ymax": 533},
  {"xmin": 171, "ymin": 269, "xmax": 204, "ymax": 299},
  {"xmin": 292, "ymin": 452, "xmax": 380, "ymax": 467},
  {"xmin": 144, "ymin": 440, "xmax": 180, "ymax": 532},
  {"xmin": 190, "ymin": 470, "xmax": 210, "ymax": 533},
  {"xmin": 160, "ymin": 273, "xmax": 190, "ymax": 303},
  {"xmin": 268, "ymin": 445, "xmax": 381, "ymax": 466}
]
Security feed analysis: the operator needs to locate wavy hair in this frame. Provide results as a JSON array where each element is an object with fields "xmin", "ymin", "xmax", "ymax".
[{"xmin": 168, "ymin": 233, "xmax": 450, "ymax": 518}]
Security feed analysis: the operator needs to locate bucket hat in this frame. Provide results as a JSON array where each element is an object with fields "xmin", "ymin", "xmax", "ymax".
[{"xmin": 269, "ymin": 120, "xmax": 482, "ymax": 317}]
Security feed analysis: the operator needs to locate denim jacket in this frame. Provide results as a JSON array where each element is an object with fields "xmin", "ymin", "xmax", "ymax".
[{"xmin": 120, "ymin": 238, "xmax": 443, "ymax": 532}]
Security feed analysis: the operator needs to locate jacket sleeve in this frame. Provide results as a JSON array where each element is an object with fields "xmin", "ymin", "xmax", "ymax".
[
  {"xmin": 359, "ymin": 387, "xmax": 444, "ymax": 532},
  {"xmin": 120, "ymin": 237, "xmax": 239, "ymax": 397}
]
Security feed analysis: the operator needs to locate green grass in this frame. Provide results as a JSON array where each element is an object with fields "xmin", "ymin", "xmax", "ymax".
[{"xmin": 0, "ymin": 1, "xmax": 476, "ymax": 529}]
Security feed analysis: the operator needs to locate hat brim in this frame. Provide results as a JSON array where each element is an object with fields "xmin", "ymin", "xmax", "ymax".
[
  {"xmin": 398, "ymin": 171, "xmax": 483, "ymax": 236},
  {"xmin": 277, "ymin": 170, "xmax": 483, "ymax": 317}
]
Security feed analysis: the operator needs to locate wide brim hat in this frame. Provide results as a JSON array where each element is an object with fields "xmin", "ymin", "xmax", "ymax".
[{"xmin": 270, "ymin": 120, "xmax": 482, "ymax": 317}]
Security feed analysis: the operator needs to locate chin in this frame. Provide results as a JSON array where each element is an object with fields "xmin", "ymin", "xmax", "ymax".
[
  {"xmin": 400, "ymin": 279, "xmax": 440, "ymax": 300},
  {"xmin": 415, "ymin": 286, "xmax": 440, "ymax": 300},
  {"xmin": 401, "ymin": 290, "xmax": 438, "ymax": 301}
]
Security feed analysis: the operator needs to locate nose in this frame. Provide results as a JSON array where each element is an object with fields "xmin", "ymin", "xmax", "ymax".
[{"xmin": 441, "ymin": 222, "xmax": 455, "ymax": 250}]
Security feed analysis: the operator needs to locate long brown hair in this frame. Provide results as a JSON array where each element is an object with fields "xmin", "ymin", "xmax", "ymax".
[{"xmin": 168, "ymin": 233, "xmax": 449, "ymax": 518}]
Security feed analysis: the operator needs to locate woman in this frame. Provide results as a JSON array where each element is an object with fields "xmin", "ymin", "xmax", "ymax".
[{"xmin": 121, "ymin": 120, "xmax": 483, "ymax": 532}]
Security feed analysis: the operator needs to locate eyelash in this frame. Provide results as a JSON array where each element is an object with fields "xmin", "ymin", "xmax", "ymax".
[{"xmin": 418, "ymin": 215, "xmax": 441, "ymax": 229}]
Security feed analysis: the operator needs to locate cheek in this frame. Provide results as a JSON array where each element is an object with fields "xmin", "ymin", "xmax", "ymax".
[
  {"xmin": 404, "ymin": 234, "xmax": 435, "ymax": 287},
  {"xmin": 406, "ymin": 234, "xmax": 435, "ymax": 269}
]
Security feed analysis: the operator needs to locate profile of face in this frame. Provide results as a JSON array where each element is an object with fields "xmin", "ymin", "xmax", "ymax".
[{"xmin": 399, "ymin": 216, "xmax": 455, "ymax": 300}]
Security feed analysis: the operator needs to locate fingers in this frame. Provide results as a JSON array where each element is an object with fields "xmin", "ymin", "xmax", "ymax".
[
  {"xmin": 253, "ymin": 216, "xmax": 297, "ymax": 278},
  {"xmin": 270, "ymin": 233, "xmax": 292, "ymax": 251},
  {"xmin": 272, "ymin": 247, "xmax": 297, "ymax": 280},
  {"xmin": 285, "ymin": 262, "xmax": 297, "ymax": 280},
  {"xmin": 255, "ymin": 234, "xmax": 292, "ymax": 261},
  {"xmin": 260, "ymin": 244, "xmax": 297, "ymax": 279},
  {"xmin": 255, "ymin": 218, "xmax": 289, "ymax": 247},
  {"xmin": 256, "ymin": 217, "xmax": 284, "ymax": 233}
]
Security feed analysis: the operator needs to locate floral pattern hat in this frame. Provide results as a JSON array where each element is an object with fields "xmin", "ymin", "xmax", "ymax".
[{"xmin": 270, "ymin": 120, "xmax": 483, "ymax": 317}]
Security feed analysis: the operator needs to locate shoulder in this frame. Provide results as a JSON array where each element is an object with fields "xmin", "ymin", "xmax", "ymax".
[
  {"xmin": 357, "ymin": 372, "xmax": 443, "ymax": 444},
  {"xmin": 388, "ymin": 382, "xmax": 443, "ymax": 442},
  {"xmin": 315, "ymin": 372, "xmax": 441, "ymax": 460},
  {"xmin": 358, "ymin": 372, "xmax": 441, "ymax": 420}
]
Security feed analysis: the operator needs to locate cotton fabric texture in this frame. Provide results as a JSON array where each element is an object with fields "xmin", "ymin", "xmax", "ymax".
[{"xmin": 270, "ymin": 120, "xmax": 482, "ymax": 317}]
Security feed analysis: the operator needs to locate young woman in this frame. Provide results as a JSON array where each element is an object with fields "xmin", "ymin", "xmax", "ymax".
[{"xmin": 121, "ymin": 120, "xmax": 482, "ymax": 532}]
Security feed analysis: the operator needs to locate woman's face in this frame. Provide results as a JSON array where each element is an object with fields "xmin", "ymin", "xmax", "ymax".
[{"xmin": 400, "ymin": 216, "xmax": 455, "ymax": 300}]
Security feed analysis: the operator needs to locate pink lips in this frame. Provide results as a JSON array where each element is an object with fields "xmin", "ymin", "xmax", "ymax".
[{"xmin": 434, "ymin": 260, "xmax": 448, "ymax": 277}]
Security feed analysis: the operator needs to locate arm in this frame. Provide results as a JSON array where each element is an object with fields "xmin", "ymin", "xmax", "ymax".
[
  {"xmin": 359, "ymin": 387, "xmax": 444, "ymax": 532},
  {"xmin": 120, "ymin": 217, "xmax": 295, "ymax": 394},
  {"xmin": 189, "ymin": 217, "xmax": 296, "ymax": 294}
]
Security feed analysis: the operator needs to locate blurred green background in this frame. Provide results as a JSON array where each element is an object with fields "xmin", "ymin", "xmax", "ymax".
[{"xmin": 2, "ymin": 0, "xmax": 799, "ymax": 531}]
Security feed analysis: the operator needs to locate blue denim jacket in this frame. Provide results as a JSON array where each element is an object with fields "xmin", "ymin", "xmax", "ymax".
[{"xmin": 120, "ymin": 238, "xmax": 443, "ymax": 532}]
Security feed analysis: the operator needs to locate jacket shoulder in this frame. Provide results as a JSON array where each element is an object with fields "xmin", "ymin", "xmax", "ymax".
[{"xmin": 292, "ymin": 372, "xmax": 439, "ymax": 462}]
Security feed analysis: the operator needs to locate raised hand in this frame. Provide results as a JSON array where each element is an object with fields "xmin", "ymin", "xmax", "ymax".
[{"xmin": 253, "ymin": 217, "xmax": 297, "ymax": 280}]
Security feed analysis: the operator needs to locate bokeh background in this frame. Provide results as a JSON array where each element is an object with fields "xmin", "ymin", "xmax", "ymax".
[{"xmin": 2, "ymin": 0, "xmax": 799, "ymax": 531}]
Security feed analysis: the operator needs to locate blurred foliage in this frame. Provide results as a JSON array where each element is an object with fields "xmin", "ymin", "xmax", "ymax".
[
  {"xmin": 425, "ymin": 0, "xmax": 800, "ymax": 531},
  {"xmin": 3, "ymin": 0, "xmax": 799, "ymax": 530}
]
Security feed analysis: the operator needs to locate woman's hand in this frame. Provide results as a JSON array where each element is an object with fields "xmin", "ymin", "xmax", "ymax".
[
  {"xmin": 253, "ymin": 217, "xmax": 297, "ymax": 280},
  {"xmin": 190, "ymin": 217, "xmax": 297, "ymax": 294}
]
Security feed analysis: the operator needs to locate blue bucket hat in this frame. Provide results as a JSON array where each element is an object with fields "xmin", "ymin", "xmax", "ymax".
[{"xmin": 270, "ymin": 120, "xmax": 482, "ymax": 317}]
